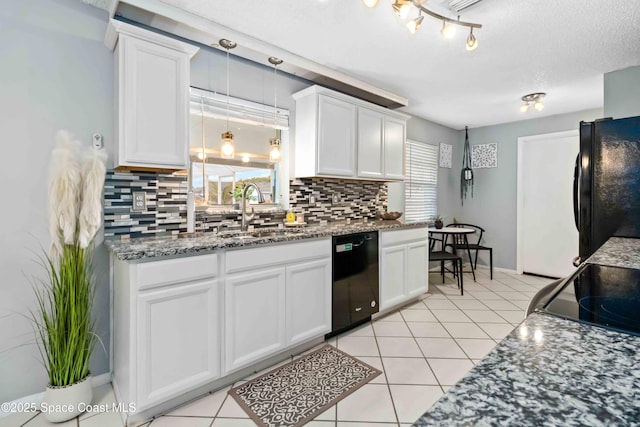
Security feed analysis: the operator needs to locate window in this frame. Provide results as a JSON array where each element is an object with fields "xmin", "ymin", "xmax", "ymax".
[
  {"xmin": 189, "ymin": 87, "xmax": 289, "ymax": 207},
  {"xmin": 405, "ymin": 140, "xmax": 438, "ymax": 221}
]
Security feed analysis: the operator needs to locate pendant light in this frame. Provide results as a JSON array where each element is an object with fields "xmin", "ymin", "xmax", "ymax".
[
  {"xmin": 466, "ymin": 28, "xmax": 478, "ymax": 51},
  {"xmin": 220, "ymin": 39, "xmax": 236, "ymax": 159},
  {"xmin": 268, "ymin": 56, "xmax": 283, "ymax": 163}
]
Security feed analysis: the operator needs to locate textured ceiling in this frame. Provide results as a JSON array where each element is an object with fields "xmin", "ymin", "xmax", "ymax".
[{"xmin": 87, "ymin": 0, "xmax": 640, "ymax": 129}]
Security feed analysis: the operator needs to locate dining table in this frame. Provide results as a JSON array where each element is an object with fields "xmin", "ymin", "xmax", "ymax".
[{"xmin": 428, "ymin": 226, "xmax": 477, "ymax": 281}]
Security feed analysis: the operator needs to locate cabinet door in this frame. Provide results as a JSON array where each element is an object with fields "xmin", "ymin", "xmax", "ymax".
[
  {"xmin": 384, "ymin": 118, "xmax": 406, "ymax": 180},
  {"xmin": 225, "ymin": 268, "xmax": 286, "ymax": 373},
  {"xmin": 286, "ymin": 258, "xmax": 332, "ymax": 345},
  {"xmin": 119, "ymin": 35, "xmax": 190, "ymax": 169},
  {"xmin": 136, "ymin": 279, "xmax": 221, "ymax": 408},
  {"xmin": 317, "ymin": 95, "xmax": 357, "ymax": 177},
  {"xmin": 380, "ymin": 245, "xmax": 407, "ymax": 310},
  {"xmin": 406, "ymin": 241, "xmax": 429, "ymax": 298},
  {"xmin": 357, "ymin": 107, "xmax": 384, "ymax": 179}
]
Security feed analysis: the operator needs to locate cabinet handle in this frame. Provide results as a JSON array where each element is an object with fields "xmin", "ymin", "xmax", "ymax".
[{"xmin": 355, "ymin": 307, "xmax": 362, "ymax": 312}]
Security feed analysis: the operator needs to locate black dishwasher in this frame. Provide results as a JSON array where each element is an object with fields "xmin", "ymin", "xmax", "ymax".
[{"xmin": 328, "ymin": 231, "xmax": 379, "ymax": 337}]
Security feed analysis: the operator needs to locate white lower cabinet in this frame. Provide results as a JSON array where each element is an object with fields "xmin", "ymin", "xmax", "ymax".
[
  {"xmin": 223, "ymin": 239, "xmax": 332, "ymax": 373},
  {"xmin": 112, "ymin": 238, "xmax": 331, "ymax": 420},
  {"xmin": 380, "ymin": 245, "xmax": 407, "ymax": 309},
  {"xmin": 286, "ymin": 259, "xmax": 332, "ymax": 345},
  {"xmin": 379, "ymin": 227, "xmax": 429, "ymax": 310},
  {"xmin": 225, "ymin": 268, "xmax": 287, "ymax": 373},
  {"xmin": 136, "ymin": 279, "xmax": 222, "ymax": 408}
]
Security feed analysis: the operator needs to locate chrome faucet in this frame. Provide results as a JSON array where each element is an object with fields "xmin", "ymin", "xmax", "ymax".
[{"xmin": 241, "ymin": 183, "xmax": 265, "ymax": 231}]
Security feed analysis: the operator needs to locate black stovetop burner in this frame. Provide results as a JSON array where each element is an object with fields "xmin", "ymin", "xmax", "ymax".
[{"xmin": 540, "ymin": 263, "xmax": 640, "ymax": 336}]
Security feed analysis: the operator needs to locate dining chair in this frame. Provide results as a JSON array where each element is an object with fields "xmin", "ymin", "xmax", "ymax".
[
  {"xmin": 446, "ymin": 223, "xmax": 493, "ymax": 279},
  {"xmin": 429, "ymin": 248, "xmax": 464, "ymax": 295}
]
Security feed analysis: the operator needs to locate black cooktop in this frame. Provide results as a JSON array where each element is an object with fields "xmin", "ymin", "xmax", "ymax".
[{"xmin": 539, "ymin": 263, "xmax": 640, "ymax": 336}]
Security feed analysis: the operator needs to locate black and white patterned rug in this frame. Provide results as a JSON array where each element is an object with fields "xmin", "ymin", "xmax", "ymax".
[{"xmin": 228, "ymin": 344, "xmax": 381, "ymax": 427}]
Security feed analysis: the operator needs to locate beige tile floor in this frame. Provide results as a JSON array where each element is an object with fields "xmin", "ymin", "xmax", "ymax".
[{"xmin": 5, "ymin": 267, "xmax": 553, "ymax": 427}]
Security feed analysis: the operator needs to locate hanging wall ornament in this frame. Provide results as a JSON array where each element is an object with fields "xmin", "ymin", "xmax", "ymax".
[{"xmin": 461, "ymin": 126, "xmax": 474, "ymax": 204}]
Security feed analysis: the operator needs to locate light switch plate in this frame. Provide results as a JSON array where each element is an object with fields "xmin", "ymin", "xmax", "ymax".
[{"xmin": 132, "ymin": 192, "xmax": 146, "ymax": 212}]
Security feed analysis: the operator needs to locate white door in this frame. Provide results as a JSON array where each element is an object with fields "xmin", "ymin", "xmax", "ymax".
[
  {"xmin": 316, "ymin": 94, "xmax": 357, "ymax": 176},
  {"xmin": 225, "ymin": 267, "xmax": 286, "ymax": 373},
  {"xmin": 286, "ymin": 258, "xmax": 332, "ymax": 345},
  {"xmin": 136, "ymin": 279, "xmax": 221, "ymax": 408},
  {"xmin": 519, "ymin": 131, "xmax": 579, "ymax": 278}
]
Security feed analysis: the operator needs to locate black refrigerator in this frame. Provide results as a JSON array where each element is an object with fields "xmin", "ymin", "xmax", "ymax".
[{"xmin": 575, "ymin": 116, "xmax": 640, "ymax": 263}]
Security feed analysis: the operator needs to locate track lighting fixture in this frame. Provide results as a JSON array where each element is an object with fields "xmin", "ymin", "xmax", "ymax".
[
  {"xmin": 364, "ymin": 0, "xmax": 482, "ymax": 51},
  {"xmin": 440, "ymin": 20, "xmax": 456, "ymax": 39},
  {"xmin": 392, "ymin": 0, "xmax": 411, "ymax": 19},
  {"xmin": 466, "ymin": 28, "xmax": 478, "ymax": 51},
  {"xmin": 406, "ymin": 11, "xmax": 424, "ymax": 34},
  {"xmin": 520, "ymin": 93, "xmax": 546, "ymax": 113}
]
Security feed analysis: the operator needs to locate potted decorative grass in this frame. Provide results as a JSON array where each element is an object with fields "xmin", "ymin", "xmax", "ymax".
[{"xmin": 32, "ymin": 131, "xmax": 106, "ymax": 422}]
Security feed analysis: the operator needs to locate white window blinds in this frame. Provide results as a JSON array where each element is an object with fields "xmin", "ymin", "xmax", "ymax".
[{"xmin": 405, "ymin": 141, "xmax": 438, "ymax": 222}]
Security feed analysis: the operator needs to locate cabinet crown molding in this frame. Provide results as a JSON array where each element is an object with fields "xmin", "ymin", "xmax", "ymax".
[
  {"xmin": 293, "ymin": 85, "xmax": 410, "ymax": 121},
  {"xmin": 105, "ymin": 19, "xmax": 200, "ymax": 56}
]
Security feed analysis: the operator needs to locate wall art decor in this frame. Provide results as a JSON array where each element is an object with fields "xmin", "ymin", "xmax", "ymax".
[
  {"xmin": 439, "ymin": 143, "xmax": 452, "ymax": 168},
  {"xmin": 472, "ymin": 142, "xmax": 498, "ymax": 168}
]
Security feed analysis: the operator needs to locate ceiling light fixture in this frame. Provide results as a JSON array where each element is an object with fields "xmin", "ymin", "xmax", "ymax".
[
  {"xmin": 440, "ymin": 20, "xmax": 456, "ymax": 39},
  {"xmin": 220, "ymin": 39, "xmax": 236, "ymax": 159},
  {"xmin": 406, "ymin": 11, "xmax": 424, "ymax": 34},
  {"xmin": 366, "ymin": 0, "xmax": 482, "ymax": 50},
  {"xmin": 465, "ymin": 28, "xmax": 478, "ymax": 51},
  {"xmin": 392, "ymin": 0, "xmax": 411, "ymax": 19},
  {"xmin": 520, "ymin": 92, "xmax": 546, "ymax": 113},
  {"xmin": 268, "ymin": 56, "xmax": 283, "ymax": 163}
]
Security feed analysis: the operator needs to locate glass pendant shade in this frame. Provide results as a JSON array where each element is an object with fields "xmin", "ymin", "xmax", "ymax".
[
  {"xmin": 441, "ymin": 21, "xmax": 456, "ymax": 39},
  {"xmin": 534, "ymin": 100, "xmax": 544, "ymax": 111},
  {"xmin": 221, "ymin": 131, "xmax": 235, "ymax": 159},
  {"xmin": 362, "ymin": 0, "xmax": 378, "ymax": 7},
  {"xmin": 520, "ymin": 103, "xmax": 529, "ymax": 113},
  {"xmin": 407, "ymin": 15, "xmax": 424, "ymax": 34},
  {"xmin": 269, "ymin": 138, "xmax": 281, "ymax": 162},
  {"xmin": 466, "ymin": 30, "xmax": 478, "ymax": 50}
]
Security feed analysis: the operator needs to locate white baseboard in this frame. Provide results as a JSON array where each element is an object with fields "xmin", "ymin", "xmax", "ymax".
[{"xmin": 0, "ymin": 372, "xmax": 112, "ymax": 418}]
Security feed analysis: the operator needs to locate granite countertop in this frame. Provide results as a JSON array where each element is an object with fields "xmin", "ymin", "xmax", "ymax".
[
  {"xmin": 586, "ymin": 237, "xmax": 640, "ymax": 270},
  {"xmin": 413, "ymin": 312, "xmax": 640, "ymax": 426},
  {"xmin": 105, "ymin": 219, "xmax": 430, "ymax": 261}
]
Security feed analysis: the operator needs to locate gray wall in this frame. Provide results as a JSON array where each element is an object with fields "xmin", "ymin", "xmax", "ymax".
[
  {"xmin": 456, "ymin": 108, "xmax": 603, "ymax": 271},
  {"xmin": 0, "ymin": 0, "xmax": 113, "ymax": 403},
  {"xmin": 604, "ymin": 66, "xmax": 640, "ymax": 119}
]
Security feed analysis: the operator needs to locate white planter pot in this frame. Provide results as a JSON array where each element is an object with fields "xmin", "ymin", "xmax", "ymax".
[{"xmin": 42, "ymin": 375, "xmax": 93, "ymax": 423}]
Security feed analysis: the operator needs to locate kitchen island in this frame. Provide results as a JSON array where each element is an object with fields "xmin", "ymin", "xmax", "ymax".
[
  {"xmin": 412, "ymin": 312, "xmax": 640, "ymax": 426},
  {"xmin": 413, "ymin": 237, "xmax": 640, "ymax": 426}
]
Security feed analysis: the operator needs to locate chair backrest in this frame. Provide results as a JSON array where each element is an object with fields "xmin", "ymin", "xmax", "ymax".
[{"xmin": 446, "ymin": 223, "xmax": 485, "ymax": 246}]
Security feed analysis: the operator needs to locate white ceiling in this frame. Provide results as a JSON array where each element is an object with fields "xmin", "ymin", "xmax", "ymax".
[{"xmin": 90, "ymin": 0, "xmax": 640, "ymax": 130}]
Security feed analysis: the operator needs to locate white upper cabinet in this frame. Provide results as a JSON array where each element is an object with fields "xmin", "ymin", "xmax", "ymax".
[
  {"xmin": 357, "ymin": 107, "xmax": 385, "ymax": 179},
  {"xmin": 293, "ymin": 85, "xmax": 408, "ymax": 181},
  {"xmin": 383, "ymin": 117, "xmax": 406, "ymax": 180},
  {"xmin": 106, "ymin": 20, "xmax": 199, "ymax": 170},
  {"xmin": 317, "ymin": 95, "xmax": 357, "ymax": 176}
]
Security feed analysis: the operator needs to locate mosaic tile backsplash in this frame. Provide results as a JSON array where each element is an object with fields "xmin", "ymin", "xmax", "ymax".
[
  {"xmin": 288, "ymin": 178, "xmax": 387, "ymax": 223},
  {"xmin": 104, "ymin": 172, "xmax": 388, "ymax": 239},
  {"xmin": 104, "ymin": 170, "xmax": 188, "ymax": 239}
]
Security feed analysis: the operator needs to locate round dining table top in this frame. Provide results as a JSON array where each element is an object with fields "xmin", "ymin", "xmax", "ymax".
[{"xmin": 428, "ymin": 227, "xmax": 475, "ymax": 234}]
